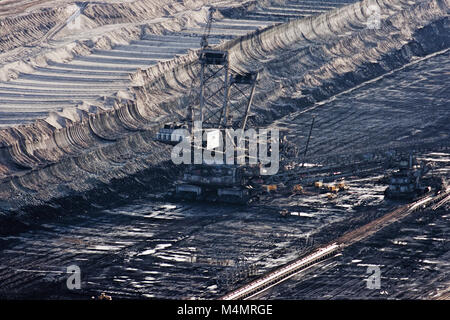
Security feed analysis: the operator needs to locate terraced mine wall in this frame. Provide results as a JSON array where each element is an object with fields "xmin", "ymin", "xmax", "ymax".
[
  {"xmin": 0, "ymin": 7, "xmax": 67, "ymax": 52},
  {"xmin": 0, "ymin": 0, "xmax": 252, "ymax": 52},
  {"xmin": 0, "ymin": 0, "xmax": 449, "ymax": 213},
  {"xmin": 136, "ymin": 0, "xmax": 449, "ymax": 123}
]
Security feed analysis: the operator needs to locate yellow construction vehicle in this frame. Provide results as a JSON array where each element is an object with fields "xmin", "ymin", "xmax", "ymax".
[
  {"xmin": 327, "ymin": 184, "xmax": 339, "ymax": 193},
  {"xmin": 292, "ymin": 184, "xmax": 303, "ymax": 194},
  {"xmin": 327, "ymin": 193, "xmax": 337, "ymax": 200},
  {"xmin": 338, "ymin": 181, "xmax": 349, "ymax": 190},
  {"xmin": 265, "ymin": 184, "xmax": 278, "ymax": 192}
]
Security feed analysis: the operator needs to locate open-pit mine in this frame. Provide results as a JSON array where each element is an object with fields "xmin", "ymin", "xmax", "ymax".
[{"xmin": 0, "ymin": 0, "xmax": 448, "ymax": 301}]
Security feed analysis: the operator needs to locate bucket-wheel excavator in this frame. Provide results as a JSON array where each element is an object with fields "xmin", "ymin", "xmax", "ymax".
[{"xmin": 154, "ymin": 7, "xmax": 260, "ymax": 204}]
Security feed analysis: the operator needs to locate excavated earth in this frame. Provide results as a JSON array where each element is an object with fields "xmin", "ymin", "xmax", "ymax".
[{"xmin": 0, "ymin": 0, "xmax": 448, "ymax": 299}]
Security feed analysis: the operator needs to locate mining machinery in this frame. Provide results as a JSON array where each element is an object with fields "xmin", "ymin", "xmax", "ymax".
[
  {"xmin": 384, "ymin": 154, "xmax": 431, "ymax": 200},
  {"xmin": 154, "ymin": 7, "xmax": 260, "ymax": 204}
]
